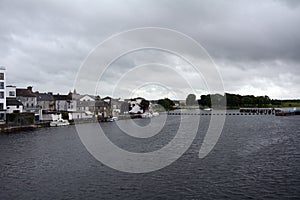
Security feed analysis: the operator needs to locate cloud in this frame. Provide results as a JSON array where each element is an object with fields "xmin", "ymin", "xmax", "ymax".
[{"xmin": 0, "ymin": 0, "xmax": 299, "ymax": 99}]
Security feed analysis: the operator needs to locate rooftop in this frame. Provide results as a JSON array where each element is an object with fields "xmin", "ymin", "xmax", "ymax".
[
  {"xmin": 6, "ymin": 98, "xmax": 23, "ymax": 106},
  {"xmin": 35, "ymin": 92, "xmax": 54, "ymax": 101},
  {"xmin": 16, "ymin": 88, "xmax": 36, "ymax": 97},
  {"xmin": 53, "ymin": 94, "xmax": 72, "ymax": 101}
]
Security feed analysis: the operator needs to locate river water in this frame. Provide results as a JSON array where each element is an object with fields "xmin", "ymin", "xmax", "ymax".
[{"xmin": 0, "ymin": 114, "xmax": 299, "ymax": 199}]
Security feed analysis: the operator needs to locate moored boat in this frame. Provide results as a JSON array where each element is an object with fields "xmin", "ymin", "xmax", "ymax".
[{"xmin": 50, "ymin": 119, "xmax": 70, "ymax": 127}]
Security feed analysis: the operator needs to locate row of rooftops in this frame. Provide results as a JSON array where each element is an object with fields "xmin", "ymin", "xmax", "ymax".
[{"xmin": 13, "ymin": 86, "xmax": 147, "ymax": 102}]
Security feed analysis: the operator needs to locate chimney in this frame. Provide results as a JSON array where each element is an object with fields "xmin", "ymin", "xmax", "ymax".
[{"xmin": 27, "ymin": 86, "xmax": 33, "ymax": 92}]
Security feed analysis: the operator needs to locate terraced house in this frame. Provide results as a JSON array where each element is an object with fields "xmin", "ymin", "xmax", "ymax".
[
  {"xmin": 35, "ymin": 92, "xmax": 55, "ymax": 111},
  {"xmin": 16, "ymin": 86, "xmax": 37, "ymax": 113}
]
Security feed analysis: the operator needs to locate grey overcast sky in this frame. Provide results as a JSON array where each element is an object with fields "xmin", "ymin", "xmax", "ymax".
[{"xmin": 1, "ymin": 0, "xmax": 300, "ymax": 99}]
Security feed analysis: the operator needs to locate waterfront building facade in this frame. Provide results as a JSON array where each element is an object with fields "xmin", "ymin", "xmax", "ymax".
[
  {"xmin": 6, "ymin": 85, "xmax": 24, "ymax": 113},
  {"xmin": 54, "ymin": 94, "xmax": 76, "ymax": 112},
  {"xmin": 35, "ymin": 92, "xmax": 55, "ymax": 111},
  {"xmin": 0, "ymin": 66, "xmax": 6, "ymax": 122},
  {"xmin": 16, "ymin": 86, "xmax": 38, "ymax": 112}
]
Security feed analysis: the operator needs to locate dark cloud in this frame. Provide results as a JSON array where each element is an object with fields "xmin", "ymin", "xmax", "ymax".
[{"xmin": 0, "ymin": 0, "xmax": 299, "ymax": 99}]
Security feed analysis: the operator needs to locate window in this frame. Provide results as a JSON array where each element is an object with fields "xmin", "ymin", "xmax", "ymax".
[
  {"xmin": 0, "ymin": 82, "xmax": 4, "ymax": 89},
  {"xmin": 0, "ymin": 103, "xmax": 3, "ymax": 110},
  {"xmin": 0, "ymin": 73, "xmax": 4, "ymax": 80},
  {"xmin": 9, "ymin": 91, "xmax": 15, "ymax": 97},
  {"xmin": 0, "ymin": 92, "xmax": 4, "ymax": 99}
]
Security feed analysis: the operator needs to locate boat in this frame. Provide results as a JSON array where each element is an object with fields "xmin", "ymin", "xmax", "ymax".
[
  {"xmin": 107, "ymin": 116, "xmax": 118, "ymax": 122},
  {"xmin": 141, "ymin": 111, "xmax": 160, "ymax": 118},
  {"xmin": 50, "ymin": 119, "xmax": 70, "ymax": 127},
  {"xmin": 203, "ymin": 108, "xmax": 212, "ymax": 111},
  {"xmin": 152, "ymin": 112, "xmax": 159, "ymax": 117},
  {"xmin": 141, "ymin": 112, "xmax": 152, "ymax": 118},
  {"xmin": 275, "ymin": 107, "xmax": 299, "ymax": 116}
]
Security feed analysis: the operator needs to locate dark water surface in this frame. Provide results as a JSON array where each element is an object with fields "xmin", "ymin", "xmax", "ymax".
[{"xmin": 0, "ymin": 115, "xmax": 299, "ymax": 199}]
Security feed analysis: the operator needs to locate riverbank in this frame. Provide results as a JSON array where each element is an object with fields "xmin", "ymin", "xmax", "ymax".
[
  {"xmin": 0, "ymin": 122, "xmax": 50, "ymax": 133},
  {"xmin": 0, "ymin": 114, "xmax": 150, "ymax": 133}
]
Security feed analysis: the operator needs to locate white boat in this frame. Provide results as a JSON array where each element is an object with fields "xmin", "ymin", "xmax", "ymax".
[
  {"xmin": 107, "ymin": 116, "xmax": 118, "ymax": 122},
  {"xmin": 141, "ymin": 112, "xmax": 160, "ymax": 118},
  {"xmin": 50, "ymin": 119, "xmax": 70, "ymax": 127},
  {"xmin": 141, "ymin": 112, "xmax": 152, "ymax": 118},
  {"xmin": 152, "ymin": 112, "xmax": 159, "ymax": 117},
  {"xmin": 203, "ymin": 108, "xmax": 212, "ymax": 111}
]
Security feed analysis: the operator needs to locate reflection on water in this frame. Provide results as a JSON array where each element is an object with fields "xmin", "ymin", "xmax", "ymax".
[{"xmin": 0, "ymin": 115, "xmax": 299, "ymax": 199}]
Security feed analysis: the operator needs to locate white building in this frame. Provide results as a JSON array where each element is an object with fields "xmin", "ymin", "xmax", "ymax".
[
  {"xmin": 53, "ymin": 94, "xmax": 76, "ymax": 112},
  {"xmin": 6, "ymin": 85, "xmax": 24, "ymax": 113},
  {"xmin": 6, "ymin": 98, "xmax": 23, "ymax": 113},
  {"xmin": 0, "ymin": 66, "xmax": 6, "ymax": 122},
  {"xmin": 76, "ymin": 95, "xmax": 95, "ymax": 112},
  {"xmin": 79, "ymin": 95, "xmax": 95, "ymax": 102},
  {"xmin": 6, "ymin": 85, "xmax": 16, "ymax": 98}
]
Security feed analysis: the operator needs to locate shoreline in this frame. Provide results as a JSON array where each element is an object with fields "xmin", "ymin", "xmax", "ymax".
[
  {"xmin": 0, "ymin": 114, "xmax": 148, "ymax": 133},
  {"xmin": 1, "ymin": 109, "xmax": 299, "ymax": 133}
]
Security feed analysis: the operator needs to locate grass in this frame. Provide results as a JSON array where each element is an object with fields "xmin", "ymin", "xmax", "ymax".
[{"xmin": 281, "ymin": 101, "xmax": 300, "ymax": 107}]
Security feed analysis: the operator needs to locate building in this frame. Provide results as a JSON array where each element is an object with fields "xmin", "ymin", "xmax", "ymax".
[
  {"xmin": 53, "ymin": 93, "xmax": 76, "ymax": 112},
  {"xmin": 102, "ymin": 96, "xmax": 123, "ymax": 116},
  {"xmin": 67, "ymin": 94, "xmax": 95, "ymax": 119},
  {"xmin": 75, "ymin": 94, "xmax": 95, "ymax": 112},
  {"xmin": 6, "ymin": 85, "xmax": 23, "ymax": 113},
  {"xmin": 35, "ymin": 92, "xmax": 55, "ymax": 111},
  {"xmin": 6, "ymin": 85, "xmax": 16, "ymax": 98},
  {"xmin": 16, "ymin": 86, "xmax": 38, "ymax": 112},
  {"xmin": 126, "ymin": 97, "xmax": 149, "ymax": 114},
  {"xmin": 6, "ymin": 98, "xmax": 23, "ymax": 113},
  {"xmin": 0, "ymin": 66, "xmax": 6, "ymax": 122},
  {"xmin": 95, "ymin": 99, "xmax": 110, "ymax": 117}
]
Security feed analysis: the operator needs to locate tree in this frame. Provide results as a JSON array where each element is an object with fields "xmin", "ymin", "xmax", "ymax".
[
  {"xmin": 210, "ymin": 94, "xmax": 226, "ymax": 108},
  {"xmin": 242, "ymin": 96, "xmax": 253, "ymax": 106},
  {"xmin": 256, "ymin": 96, "xmax": 265, "ymax": 108},
  {"xmin": 198, "ymin": 95, "xmax": 211, "ymax": 107},
  {"xmin": 157, "ymin": 98, "xmax": 175, "ymax": 111},
  {"xmin": 264, "ymin": 95, "xmax": 270, "ymax": 106},
  {"xmin": 225, "ymin": 93, "xmax": 241, "ymax": 108},
  {"xmin": 186, "ymin": 94, "xmax": 196, "ymax": 106}
]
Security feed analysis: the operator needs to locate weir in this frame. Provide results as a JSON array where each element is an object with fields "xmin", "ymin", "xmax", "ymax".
[{"xmin": 166, "ymin": 108, "xmax": 278, "ymax": 116}]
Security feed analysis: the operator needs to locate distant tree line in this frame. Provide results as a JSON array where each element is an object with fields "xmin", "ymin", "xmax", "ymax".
[
  {"xmin": 156, "ymin": 94, "xmax": 299, "ymax": 110},
  {"xmin": 197, "ymin": 93, "xmax": 297, "ymax": 108}
]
